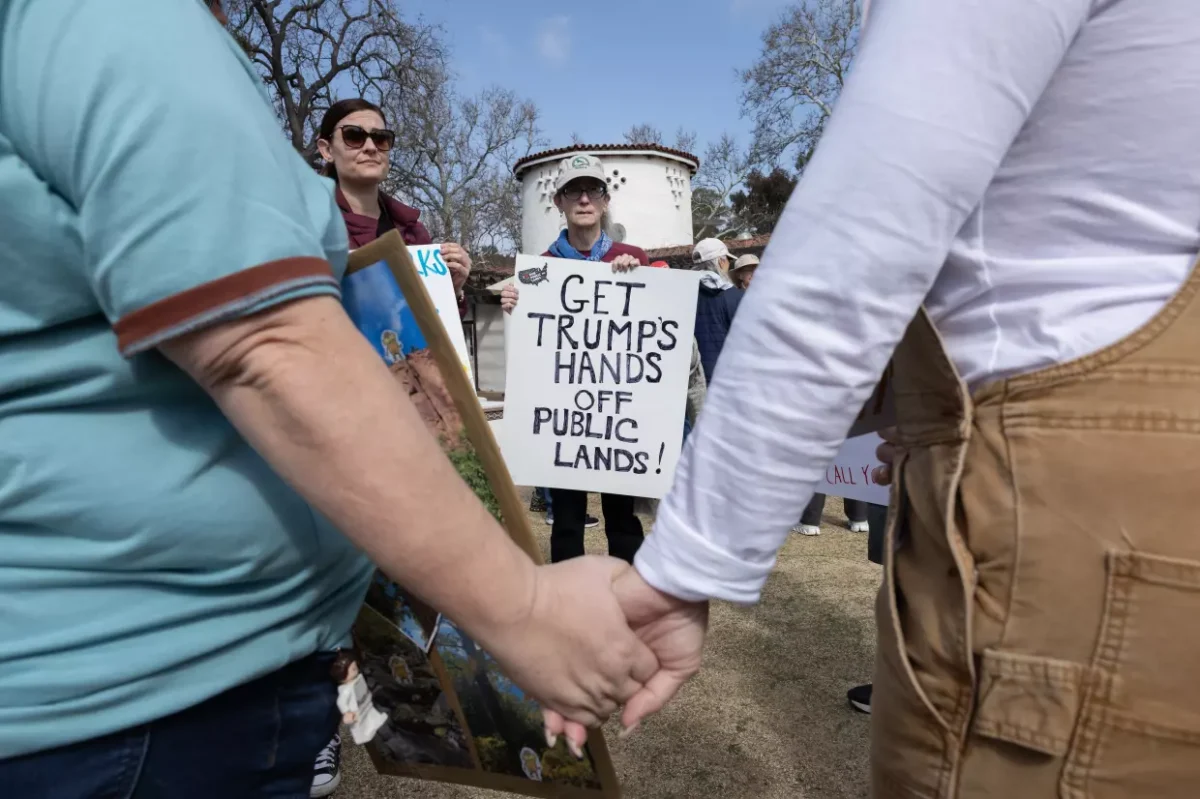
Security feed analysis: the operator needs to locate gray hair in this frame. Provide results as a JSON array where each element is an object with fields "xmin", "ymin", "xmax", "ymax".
[{"xmin": 693, "ymin": 257, "xmax": 723, "ymax": 273}]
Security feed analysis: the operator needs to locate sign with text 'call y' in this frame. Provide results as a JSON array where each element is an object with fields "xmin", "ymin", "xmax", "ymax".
[
  {"xmin": 822, "ymin": 432, "xmax": 889, "ymax": 506},
  {"xmin": 501, "ymin": 256, "xmax": 700, "ymax": 499}
]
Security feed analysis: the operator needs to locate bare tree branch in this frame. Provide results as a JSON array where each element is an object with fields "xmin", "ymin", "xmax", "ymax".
[
  {"xmin": 225, "ymin": 0, "xmax": 544, "ymax": 252},
  {"xmin": 623, "ymin": 124, "xmax": 664, "ymax": 146},
  {"xmin": 691, "ymin": 134, "xmax": 755, "ymax": 241},
  {"xmin": 382, "ymin": 62, "xmax": 546, "ymax": 254},
  {"xmin": 741, "ymin": 0, "xmax": 860, "ymax": 171},
  {"xmin": 672, "ymin": 128, "xmax": 699, "ymax": 155},
  {"xmin": 225, "ymin": 0, "xmax": 445, "ymax": 164}
]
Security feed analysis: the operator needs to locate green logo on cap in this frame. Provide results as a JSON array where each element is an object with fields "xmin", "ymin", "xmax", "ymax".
[{"xmin": 571, "ymin": 156, "xmax": 590, "ymax": 169}]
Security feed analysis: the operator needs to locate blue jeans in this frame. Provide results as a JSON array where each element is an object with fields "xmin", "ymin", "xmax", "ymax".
[{"xmin": 0, "ymin": 652, "xmax": 339, "ymax": 799}]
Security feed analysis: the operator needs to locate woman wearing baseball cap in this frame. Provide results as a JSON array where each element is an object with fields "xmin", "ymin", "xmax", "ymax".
[{"xmin": 502, "ymin": 154, "xmax": 650, "ymax": 565}]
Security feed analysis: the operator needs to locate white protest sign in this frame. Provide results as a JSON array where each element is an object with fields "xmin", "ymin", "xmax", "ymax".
[
  {"xmin": 822, "ymin": 432, "xmax": 889, "ymax": 505},
  {"xmin": 408, "ymin": 245, "xmax": 474, "ymax": 386},
  {"xmin": 501, "ymin": 256, "xmax": 700, "ymax": 499}
]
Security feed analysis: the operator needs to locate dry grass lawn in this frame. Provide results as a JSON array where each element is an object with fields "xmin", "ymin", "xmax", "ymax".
[{"xmin": 340, "ymin": 495, "xmax": 880, "ymax": 799}]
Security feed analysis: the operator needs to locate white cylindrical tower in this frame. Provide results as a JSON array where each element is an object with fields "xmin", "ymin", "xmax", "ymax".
[{"xmin": 513, "ymin": 144, "xmax": 700, "ymax": 254}]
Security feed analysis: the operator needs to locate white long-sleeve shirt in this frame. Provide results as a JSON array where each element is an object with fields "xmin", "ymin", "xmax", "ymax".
[{"xmin": 636, "ymin": 0, "xmax": 1200, "ymax": 604}]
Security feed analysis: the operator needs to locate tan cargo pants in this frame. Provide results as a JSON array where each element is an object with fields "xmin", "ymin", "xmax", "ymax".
[{"xmin": 872, "ymin": 263, "xmax": 1200, "ymax": 798}]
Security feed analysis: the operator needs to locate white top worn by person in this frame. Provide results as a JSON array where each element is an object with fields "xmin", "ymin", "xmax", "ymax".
[
  {"xmin": 536, "ymin": 0, "xmax": 1200, "ymax": 749},
  {"xmin": 641, "ymin": 0, "xmax": 1200, "ymax": 602}
]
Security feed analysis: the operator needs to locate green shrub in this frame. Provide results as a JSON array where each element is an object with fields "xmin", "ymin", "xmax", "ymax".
[{"xmin": 445, "ymin": 443, "xmax": 503, "ymax": 523}]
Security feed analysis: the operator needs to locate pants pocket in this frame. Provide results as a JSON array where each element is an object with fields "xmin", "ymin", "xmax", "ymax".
[
  {"xmin": 971, "ymin": 649, "xmax": 1088, "ymax": 758},
  {"xmin": 1061, "ymin": 552, "xmax": 1200, "ymax": 799},
  {"xmin": 871, "ymin": 450, "xmax": 962, "ymax": 798}
]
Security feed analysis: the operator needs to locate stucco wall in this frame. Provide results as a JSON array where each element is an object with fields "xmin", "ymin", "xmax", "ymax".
[{"xmin": 518, "ymin": 150, "xmax": 696, "ymax": 254}]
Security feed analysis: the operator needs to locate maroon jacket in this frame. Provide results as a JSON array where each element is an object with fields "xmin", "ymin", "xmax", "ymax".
[
  {"xmin": 335, "ymin": 187, "xmax": 431, "ymax": 249},
  {"xmin": 336, "ymin": 187, "xmax": 468, "ymax": 318}
]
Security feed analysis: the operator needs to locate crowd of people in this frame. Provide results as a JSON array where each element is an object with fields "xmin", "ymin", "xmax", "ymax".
[{"xmin": 4, "ymin": 0, "xmax": 1200, "ymax": 798}]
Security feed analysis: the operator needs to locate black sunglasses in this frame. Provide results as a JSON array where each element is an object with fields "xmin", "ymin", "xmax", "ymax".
[{"xmin": 337, "ymin": 125, "xmax": 396, "ymax": 152}]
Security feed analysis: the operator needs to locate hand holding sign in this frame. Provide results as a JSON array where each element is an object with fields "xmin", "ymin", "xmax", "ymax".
[
  {"xmin": 501, "ymin": 284, "xmax": 520, "ymax": 314},
  {"xmin": 610, "ymin": 253, "xmax": 640, "ymax": 273},
  {"xmin": 439, "ymin": 242, "xmax": 472, "ymax": 293},
  {"xmin": 872, "ymin": 427, "xmax": 900, "ymax": 485}
]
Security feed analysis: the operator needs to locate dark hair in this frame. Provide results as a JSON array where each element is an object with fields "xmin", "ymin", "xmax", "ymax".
[
  {"xmin": 330, "ymin": 649, "xmax": 358, "ymax": 682},
  {"xmin": 318, "ymin": 98, "xmax": 388, "ymax": 179}
]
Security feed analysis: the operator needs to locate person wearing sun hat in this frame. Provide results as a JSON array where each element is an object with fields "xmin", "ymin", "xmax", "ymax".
[
  {"xmin": 691, "ymin": 237, "xmax": 744, "ymax": 382},
  {"xmin": 730, "ymin": 253, "xmax": 760, "ymax": 290}
]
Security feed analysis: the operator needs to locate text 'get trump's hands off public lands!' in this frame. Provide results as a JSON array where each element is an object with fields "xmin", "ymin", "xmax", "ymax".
[{"xmin": 500, "ymin": 257, "xmax": 700, "ymax": 500}]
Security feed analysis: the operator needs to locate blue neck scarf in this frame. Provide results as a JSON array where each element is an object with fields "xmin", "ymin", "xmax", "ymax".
[{"xmin": 549, "ymin": 229, "xmax": 613, "ymax": 261}]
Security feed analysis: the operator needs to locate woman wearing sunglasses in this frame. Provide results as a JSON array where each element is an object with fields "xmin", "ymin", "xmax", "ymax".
[
  {"xmin": 310, "ymin": 99, "xmax": 479, "ymax": 797},
  {"xmin": 316, "ymin": 99, "xmax": 472, "ymax": 319},
  {"xmin": 501, "ymin": 154, "xmax": 649, "ymax": 567}
]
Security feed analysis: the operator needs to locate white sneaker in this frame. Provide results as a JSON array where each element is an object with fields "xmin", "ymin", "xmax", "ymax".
[
  {"xmin": 311, "ymin": 733, "xmax": 342, "ymax": 797},
  {"xmin": 792, "ymin": 524, "xmax": 821, "ymax": 537},
  {"xmin": 849, "ymin": 521, "xmax": 869, "ymax": 533}
]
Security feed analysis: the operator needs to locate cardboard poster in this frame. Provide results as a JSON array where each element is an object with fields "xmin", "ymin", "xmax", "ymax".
[
  {"xmin": 500, "ymin": 256, "xmax": 701, "ymax": 499},
  {"xmin": 341, "ymin": 233, "xmax": 620, "ymax": 799}
]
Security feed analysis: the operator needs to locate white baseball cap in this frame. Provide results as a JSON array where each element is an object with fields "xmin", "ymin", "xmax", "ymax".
[
  {"xmin": 692, "ymin": 238, "xmax": 733, "ymax": 265},
  {"xmin": 554, "ymin": 154, "xmax": 606, "ymax": 193},
  {"xmin": 732, "ymin": 254, "xmax": 760, "ymax": 271}
]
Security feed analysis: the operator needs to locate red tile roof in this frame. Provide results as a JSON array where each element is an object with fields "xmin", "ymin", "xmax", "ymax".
[
  {"xmin": 514, "ymin": 143, "xmax": 700, "ymax": 176},
  {"xmin": 646, "ymin": 234, "xmax": 772, "ymax": 264}
]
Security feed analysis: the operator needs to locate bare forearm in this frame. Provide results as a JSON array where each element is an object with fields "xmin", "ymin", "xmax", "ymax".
[{"xmin": 163, "ymin": 297, "xmax": 534, "ymax": 641}]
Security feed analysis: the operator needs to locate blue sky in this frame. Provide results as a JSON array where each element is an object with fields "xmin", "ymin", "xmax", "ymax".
[{"xmin": 402, "ymin": 0, "xmax": 796, "ymax": 159}]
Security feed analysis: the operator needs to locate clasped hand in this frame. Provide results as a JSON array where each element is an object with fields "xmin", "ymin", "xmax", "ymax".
[
  {"xmin": 524, "ymin": 426, "xmax": 901, "ymax": 751},
  {"xmin": 487, "ymin": 556, "xmax": 707, "ymax": 754}
]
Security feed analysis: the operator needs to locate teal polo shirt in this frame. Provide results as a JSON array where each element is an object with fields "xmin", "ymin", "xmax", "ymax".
[{"xmin": 0, "ymin": 0, "xmax": 373, "ymax": 757}]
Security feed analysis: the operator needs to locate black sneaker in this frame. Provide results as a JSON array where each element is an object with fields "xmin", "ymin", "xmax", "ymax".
[
  {"xmin": 584, "ymin": 515, "xmax": 600, "ymax": 529},
  {"xmin": 848, "ymin": 683, "xmax": 873, "ymax": 714},
  {"xmin": 310, "ymin": 733, "xmax": 342, "ymax": 797}
]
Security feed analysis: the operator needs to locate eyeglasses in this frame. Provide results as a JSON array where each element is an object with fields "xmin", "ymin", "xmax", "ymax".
[
  {"xmin": 560, "ymin": 186, "xmax": 607, "ymax": 202},
  {"xmin": 337, "ymin": 125, "xmax": 396, "ymax": 152}
]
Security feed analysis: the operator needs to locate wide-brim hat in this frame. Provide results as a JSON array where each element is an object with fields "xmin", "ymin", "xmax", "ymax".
[{"xmin": 732, "ymin": 254, "xmax": 760, "ymax": 271}]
